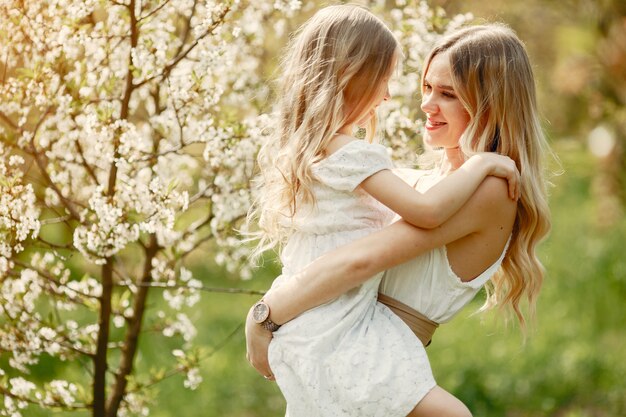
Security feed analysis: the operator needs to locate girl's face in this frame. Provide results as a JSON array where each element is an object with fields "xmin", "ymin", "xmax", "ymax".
[
  {"xmin": 420, "ymin": 51, "xmax": 470, "ymax": 149},
  {"xmin": 355, "ymin": 83, "xmax": 391, "ymax": 128},
  {"xmin": 354, "ymin": 52, "xmax": 398, "ymax": 128}
]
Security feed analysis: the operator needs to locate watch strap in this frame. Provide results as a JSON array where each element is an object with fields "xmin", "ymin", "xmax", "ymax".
[{"xmin": 260, "ymin": 317, "xmax": 281, "ymax": 332}]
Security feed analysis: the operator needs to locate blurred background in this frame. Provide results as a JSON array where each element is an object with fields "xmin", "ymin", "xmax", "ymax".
[
  {"xmin": 25, "ymin": 0, "xmax": 625, "ymax": 416},
  {"xmin": 169, "ymin": 1, "xmax": 625, "ymax": 416},
  {"xmin": 190, "ymin": 1, "xmax": 626, "ymax": 416}
]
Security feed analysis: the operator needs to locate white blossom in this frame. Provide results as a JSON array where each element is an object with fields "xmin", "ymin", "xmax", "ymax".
[
  {"xmin": 0, "ymin": 0, "xmax": 462, "ymax": 414},
  {"xmin": 162, "ymin": 313, "xmax": 197, "ymax": 342},
  {"xmin": 44, "ymin": 380, "xmax": 78, "ymax": 406},
  {"xmin": 8, "ymin": 377, "xmax": 36, "ymax": 397},
  {"xmin": 183, "ymin": 367, "xmax": 203, "ymax": 390}
]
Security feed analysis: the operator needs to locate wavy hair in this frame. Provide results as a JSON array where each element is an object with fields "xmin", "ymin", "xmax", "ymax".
[
  {"xmin": 422, "ymin": 24, "xmax": 552, "ymax": 329},
  {"xmin": 248, "ymin": 5, "xmax": 399, "ymax": 258}
]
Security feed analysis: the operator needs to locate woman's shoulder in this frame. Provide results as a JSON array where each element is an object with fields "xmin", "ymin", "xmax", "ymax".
[
  {"xmin": 444, "ymin": 176, "xmax": 516, "ymax": 283},
  {"xmin": 470, "ymin": 176, "xmax": 517, "ymax": 224},
  {"xmin": 476, "ymin": 176, "xmax": 514, "ymax": 202}
]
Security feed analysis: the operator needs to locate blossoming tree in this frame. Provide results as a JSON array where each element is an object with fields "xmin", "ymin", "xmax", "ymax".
[{"xmin": 0, "ymin": 0, "xmax": 468, "ymax": 415}]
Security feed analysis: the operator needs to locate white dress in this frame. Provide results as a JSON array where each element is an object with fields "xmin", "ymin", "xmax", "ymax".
[
  {"xmin": 380, "ymin": 172, "xmax": 510, "ymax": 324},
  {"xmin": 267, "ymin": 143, "xmax": 509, "ymax": 417},
  {"xmin": 268, "ymin": 140, "xmax": 434, "ymax": 417}
]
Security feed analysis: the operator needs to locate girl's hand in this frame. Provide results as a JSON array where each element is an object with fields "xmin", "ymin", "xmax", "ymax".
[
  {"xmin": 474, "ymin": 153, "xmax": 521, "ymax": 200},
  {"xmin": 245, "ymin": 306, "xmax": 275, "ymax": 381}
]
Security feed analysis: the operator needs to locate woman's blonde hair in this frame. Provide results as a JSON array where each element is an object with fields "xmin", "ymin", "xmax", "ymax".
[
  {"xmin": 423, "ymin": 24, "xmax": 552, "ymax": 329},
  {"xmin": 248, "ymin": 5, "xmax": 399, "ymax": 257}
]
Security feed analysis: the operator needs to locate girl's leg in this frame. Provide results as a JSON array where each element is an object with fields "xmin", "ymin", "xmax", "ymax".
[{"xmin": 407, "ymin": 386, "xmax": 472, "ymax": 417}]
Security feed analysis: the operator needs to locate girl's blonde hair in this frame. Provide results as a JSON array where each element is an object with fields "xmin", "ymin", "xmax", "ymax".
[
  {"xmin": 422, "ymin": 24, "xmax": 552, "ymax": 329},
  {"xmin": 248, "ymin": 5, "xmax": 399, "ymax": 257}
]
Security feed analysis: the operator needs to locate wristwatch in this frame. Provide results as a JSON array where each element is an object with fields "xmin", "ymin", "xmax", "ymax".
[{"xmin": 252, "ymin": 300, "xmax": 281, "ymax": 332}]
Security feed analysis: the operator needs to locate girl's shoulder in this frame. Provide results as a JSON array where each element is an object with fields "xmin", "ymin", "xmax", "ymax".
[
  {"xmin": 316, "ymin": 137, "xmax": 391, "ymax": 167},
  {"xmin": 323, "ymin": 136, "xmax": 387, "ymax": 159},
  {"xmin": 314, "ymin": 138, "xmax": 393, "ymax": 192}
]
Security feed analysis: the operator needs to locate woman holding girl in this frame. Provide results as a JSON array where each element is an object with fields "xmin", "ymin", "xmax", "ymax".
[{"xmin": 246, "ymin": 5, "xmax": 550, "ymax": 417}]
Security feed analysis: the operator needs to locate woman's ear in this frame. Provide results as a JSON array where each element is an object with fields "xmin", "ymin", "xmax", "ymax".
[{"xmin": 490, "ymin": 125, "xmax": 500, "ymax": 152}]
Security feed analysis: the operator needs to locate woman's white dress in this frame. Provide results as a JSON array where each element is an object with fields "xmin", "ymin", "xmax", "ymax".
[
  {"xmin": 267, "ymin": 141, "xmax": 508, "ymax": 417},
  {"xmin": 380, "ymin": 172, "xmax": 510, "ymax": 324}
]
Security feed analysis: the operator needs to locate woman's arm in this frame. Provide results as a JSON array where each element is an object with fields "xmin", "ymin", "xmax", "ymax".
[
  {"xmin": 264, "ymin": 175, "xmax": 513, "ymax": 324},
  {"xmin": 361, "ymin": 153, "xmax": 519, "ymax": 229},
  {"xmin": 245, "ymin": 176, "xmax": 513, "ymax": 377}
]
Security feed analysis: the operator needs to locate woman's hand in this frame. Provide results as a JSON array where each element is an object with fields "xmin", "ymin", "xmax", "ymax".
[
  {"xmin": 475, "ymin": 153, "xmax": 521, "ymax": 200},
  {"xmin": 245, "ymin": 305, "xmax": 275, "ymax": 381}
]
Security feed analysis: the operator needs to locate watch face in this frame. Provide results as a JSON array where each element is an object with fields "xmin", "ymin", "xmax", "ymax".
[{"xmin": 252, "ymin": 302, "xmax": 269, "ymax": 323}]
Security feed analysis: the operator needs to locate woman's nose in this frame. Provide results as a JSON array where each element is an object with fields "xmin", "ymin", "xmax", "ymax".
[
  {"xmin": 383, "ymin": 86, "xmax": 391, "ymax": 101},
  {"xmin": 420, "ymin": 93, "xmax": 436, "ymax": 113}
]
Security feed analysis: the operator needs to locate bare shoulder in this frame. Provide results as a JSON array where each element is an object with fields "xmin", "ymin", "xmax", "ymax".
[
  {"xmin": 476, "ymin": 176, "xmax": 515, "ymax": 204},
  {"xmin": 324, "ymin": 134, "xmax": 357, "ymax": 156},
  {"xmin": 446, "ymin": 177, "xmax": 516, "ymax": 279},
  {"xmin": 468, "ymin": 176, "xmax": 517, "ymax": 224}
]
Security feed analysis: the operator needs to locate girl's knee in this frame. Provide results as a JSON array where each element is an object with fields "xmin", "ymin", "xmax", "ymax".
[
  {"xmin": 408, "ymin": 402, "xmax": 471, "ymax": 417},
  {"xmin": 448, "ymin": 400, "xmax": 472, "ymax": 417},
  {"xmin": 407, "ymin": 386, "xmax": 472, "ymax": 417},
  {"xmin": 453, "ymin": 405, "xmax": 472, "ymax": 417}
]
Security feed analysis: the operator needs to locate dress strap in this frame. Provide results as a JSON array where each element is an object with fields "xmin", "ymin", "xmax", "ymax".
[{"xmin": 378, "ymin": 293, "xmax": 439, "ymax": 347}]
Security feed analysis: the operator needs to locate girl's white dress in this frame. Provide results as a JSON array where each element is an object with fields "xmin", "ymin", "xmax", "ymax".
[{"xmin": 267, "ymin": 140, "xmax": 508, "ymax": 417}]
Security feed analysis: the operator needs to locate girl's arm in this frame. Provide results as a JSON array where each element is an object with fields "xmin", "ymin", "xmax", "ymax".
[
  {"xmin": 361, "ymin": 153, "xmax": 519, "ymax": 228},
  {"xmin": 263, "ymin": 179, "xmax": 499, "ymax": 324},
  {"xmin": 246, "ymin": 176, "xmax": 514, "ymax": 377}
]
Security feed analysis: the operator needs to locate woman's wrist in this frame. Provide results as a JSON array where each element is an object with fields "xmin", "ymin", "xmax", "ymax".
[
  {"xmin": 481, "ymin": 153, "xmax": 497, "ymax": 176},
  {"xmin": 261, "ymin": 290, "xmax": 284, "ymax": 326},
  {"xmin": 463, "ymin": 154, "xmax": 490, "ymax": 177}
]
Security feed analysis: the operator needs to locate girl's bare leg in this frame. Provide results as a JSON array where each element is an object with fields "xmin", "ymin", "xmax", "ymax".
[{"xmin": 407, "ymin": 386, "xmax": 472, "ymax": 417}]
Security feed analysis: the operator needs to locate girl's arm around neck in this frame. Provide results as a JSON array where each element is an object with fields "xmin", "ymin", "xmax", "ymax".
[{"xmin": 359, "ymin": 153, "xmax": 519, "ymax": 229}]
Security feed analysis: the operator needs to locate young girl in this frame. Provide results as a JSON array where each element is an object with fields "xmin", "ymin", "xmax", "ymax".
[
  {"xmin": 247, "ymin": 22, "xmax": 552, "ymax": 417},
  {"xmin": 247, "ymin": 6, "xmax": 520, "ymax": 417}
]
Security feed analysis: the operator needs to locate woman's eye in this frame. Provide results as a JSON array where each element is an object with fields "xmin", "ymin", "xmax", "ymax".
[{"xmin": 443, "ymin": 91, "xmax": 456, "ymax": 99}]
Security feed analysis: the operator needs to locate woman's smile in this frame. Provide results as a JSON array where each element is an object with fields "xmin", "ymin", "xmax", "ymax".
[{"xmin": 425, "ymin": 118, "xmax": 447, "ymax": 130}]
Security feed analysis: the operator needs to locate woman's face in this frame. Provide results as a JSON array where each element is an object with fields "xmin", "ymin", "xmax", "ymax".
[{"xmin": 420, "ymin": 51, "xmax": 470, "ymax": 149}]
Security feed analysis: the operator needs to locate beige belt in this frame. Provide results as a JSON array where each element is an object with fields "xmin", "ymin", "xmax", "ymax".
[{"xmin": 378, "ymin": 293, "xmax": 439, "ymax": 347}]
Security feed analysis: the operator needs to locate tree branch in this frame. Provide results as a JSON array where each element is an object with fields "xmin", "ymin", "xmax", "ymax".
[
  {"xmin": 107, "ymin": 234, "xmax": 159, "ymax": 416},
  {"xmin": 95, "ymin": 1, "xmax": 142, "ymax": 413},
  {"xmin": 0, "ymin": 386, "xmax": 90, "ymax": 411},
  {"xmin": 121, "ymin": 323, "xmax": 241, "ymax": 398},
  {"xmin": 75, "ymin": 134, "xmax": 101, "ymax": 186},
  {"xmin": 12, "ymin": 259, "xmax": 99, "ymax": 302},
  {"xmin": 0, "ymin": 292, "xmax": 95, "ymax": 359},
  {"xmin": 0, "ymin": 110, "xmax": 18, "ymax": 130},
  {"xmin": 133, "ymin": 3, "xmax": 230, "ymax": 89},
  {"xmin": 138, "ymin": 0, "xmax": 172, "ymax": 22},
  {"xmin": 115, "ymin": 281, "xmax": 266, "ymax": 296},
  {"xmin": 40, "ymin": 215, "xmax": 72, "ymax": 226},
  {"xmin": 27, "ymin": 109, "xmax": 82, "ymax": 221},
  {"xmin": 93, "ymin": 259, "xmax": 114, "ymax": 417}
]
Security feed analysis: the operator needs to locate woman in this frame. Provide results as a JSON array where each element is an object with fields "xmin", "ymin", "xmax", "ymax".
[{"xmin": 247, "ymin": 23, "xmax": 551, "ymax": 416}]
